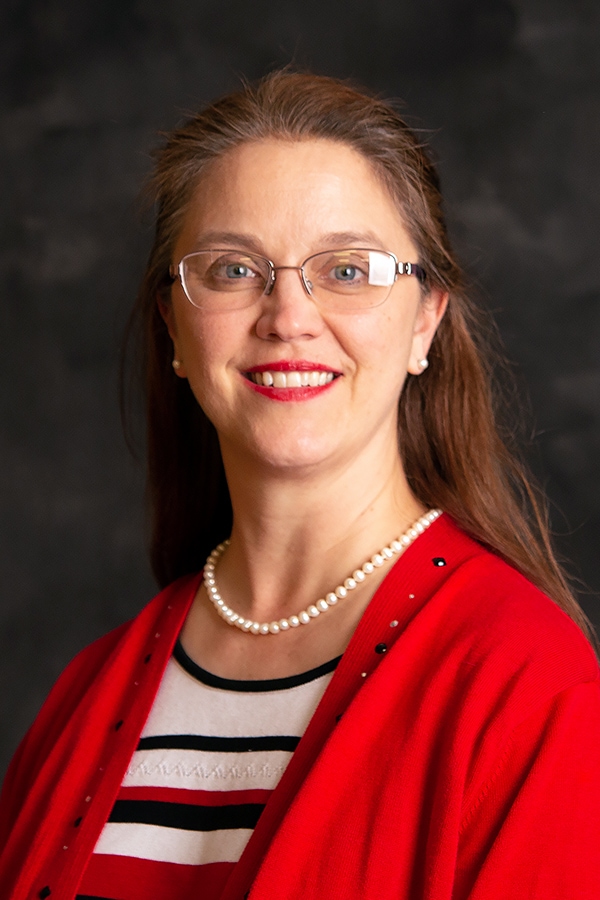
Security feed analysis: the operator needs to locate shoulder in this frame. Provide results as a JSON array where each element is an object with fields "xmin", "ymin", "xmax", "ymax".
[
  {"xmin": 32, "ymin": 573, "xmax": 198, "ymax": 721},
  {"xmin": 423, "ymin": 534, "xmax": 600, "ymax": 735},
  {"xmin": 426, "ymin": 516, "xmax": 596, "ymax": 668},
  {"xmin": 1, "ymin": 574, "xmax": 198, "ymax": 803},
  {"xmin": 395, "ymin": 515, "xmax": 599, "ymax": 716},
  {"xmin": 449, "ymin": 551, "xmax": 597, "ymax": 679}
]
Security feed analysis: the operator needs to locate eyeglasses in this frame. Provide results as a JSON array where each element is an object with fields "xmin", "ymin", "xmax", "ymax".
[{"xmin": 169, "ymin": 248, "xmax": 427, "ymax": 311}]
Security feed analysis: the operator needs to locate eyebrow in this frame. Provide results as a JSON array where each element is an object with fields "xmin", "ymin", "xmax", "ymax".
[
  {"xmin": 191, "ymin": 232, "xmax": 265, "ymax": 253},
  {"xmin": 189, "ymin": 230, "xmax": 388, "ymax": 254},
  {"xmin": 318, "ymin": 230, "xmax": 387, "ymax": 248}
]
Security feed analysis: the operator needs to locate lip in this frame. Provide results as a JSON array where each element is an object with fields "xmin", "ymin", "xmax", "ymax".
[
  {"xmin": 245, "ymin": 360, "xmax": 340, "ymax": 374},
  {"xmin": 241, "ymin": 360, "xmax": 341, "ymax": 402}
]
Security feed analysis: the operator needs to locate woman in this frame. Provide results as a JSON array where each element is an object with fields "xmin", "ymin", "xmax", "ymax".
[{"xmin": 1, "ymin": 71, "xmax": 599, "ymax": 900}]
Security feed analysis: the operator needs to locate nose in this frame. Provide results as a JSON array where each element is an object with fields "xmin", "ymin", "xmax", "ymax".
[
  {"xmin": 255, "ymin": 266, "xmax": 325, "ymax": 342},
  {"xmin": 264, "ymin": 265, "xmax": 311, "ymax": 297}
]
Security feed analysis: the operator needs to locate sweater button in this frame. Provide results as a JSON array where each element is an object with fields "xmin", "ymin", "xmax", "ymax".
[
  {"xmin": 432, "ymin": 557, "xmax": 446, "ymax": 567},
  {"xmin": 375, "ymin": 643, "xmax": 388, "ymax": 654},
  {"xmin": 39, "ymin": 888, "xmax": 51, "ymax": 898}
]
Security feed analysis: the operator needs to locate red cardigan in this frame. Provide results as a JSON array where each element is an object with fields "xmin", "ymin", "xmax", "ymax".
[{"xmin": 2, "ymin": 516, "xmax": 600, "ymax": 900}]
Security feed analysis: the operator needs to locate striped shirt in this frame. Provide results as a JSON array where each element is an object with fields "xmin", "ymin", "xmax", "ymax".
[{"xmin": 76, "ymin": 640, "xmax": 339, "ymax": 899}]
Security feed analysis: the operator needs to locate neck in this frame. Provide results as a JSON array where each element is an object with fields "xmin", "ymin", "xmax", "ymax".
[{"xmin": 214, "ymin": 432, "xmax": 424, "ymax": 624}]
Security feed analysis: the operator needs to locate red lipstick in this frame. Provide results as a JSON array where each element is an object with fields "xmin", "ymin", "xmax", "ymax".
[{"xmin": 242, "ymin": 360, "xmax": 341, "ymax": 402}]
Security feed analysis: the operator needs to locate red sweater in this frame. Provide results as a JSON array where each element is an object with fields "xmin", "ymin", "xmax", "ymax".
[{"xmin": 1, "ymin": 516, "xmax": 600, "ymax": 900}]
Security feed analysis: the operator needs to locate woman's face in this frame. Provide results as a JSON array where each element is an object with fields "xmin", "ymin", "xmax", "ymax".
[{"xmin": 164, "ymin": 139, "xmax": 446, "ymax": 474}]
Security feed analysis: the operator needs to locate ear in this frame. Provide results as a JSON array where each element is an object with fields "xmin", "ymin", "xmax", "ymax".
[
  {"xmin": 157, "ymin": 293, "xmax": 188, "ymax": 379},
  {"xmin": 407, "ymin": 288, "xmax": 448, "ymax": 375}
]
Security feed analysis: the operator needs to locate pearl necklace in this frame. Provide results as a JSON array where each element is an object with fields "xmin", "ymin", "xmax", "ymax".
[{"xmin": 203, "ymin": 508, "xmax": 442, "ymax": 636}]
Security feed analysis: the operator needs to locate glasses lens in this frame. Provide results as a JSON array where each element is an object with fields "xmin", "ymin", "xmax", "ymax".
[
  {"xmin": 304, "ymin": 249, "xmax": 396, "ymax": 309},
  {"xmin": 180, "ymin": 250, "xmax": 271, "ymax": 309}
]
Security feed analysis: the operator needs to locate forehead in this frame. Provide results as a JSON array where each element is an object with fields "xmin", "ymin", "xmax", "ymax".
[{"xmin": 174, "ymin": 138, "xmax": 414, "ymax": 257}]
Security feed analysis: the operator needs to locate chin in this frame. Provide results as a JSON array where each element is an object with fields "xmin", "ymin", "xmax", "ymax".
[{"xmin": 247, "ymin": 432, "xmax": 338, "ymax": 472}]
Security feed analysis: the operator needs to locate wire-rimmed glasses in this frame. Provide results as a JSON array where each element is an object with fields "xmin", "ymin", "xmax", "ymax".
[{"xmin": 169, "ymin": 248, "xmax": 427, "ymax": 311}]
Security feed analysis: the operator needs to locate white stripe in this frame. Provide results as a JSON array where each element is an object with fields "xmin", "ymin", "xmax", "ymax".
[
  {"xmin": 123, "ymin": 748, "xmax": 291, "ymax": 790},
  {"xmin": 140, "ymin": 658, "xmax": 333, "ymax": 739},
  {"xmin": 94, "ymin": 821, "xmax": 253, "ymax": 865}
]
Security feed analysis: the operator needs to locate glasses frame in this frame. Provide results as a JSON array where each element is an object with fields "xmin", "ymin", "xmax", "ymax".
[{"xmin": 169, "ymin": 247, "xmax": 427, "ymax": 311}]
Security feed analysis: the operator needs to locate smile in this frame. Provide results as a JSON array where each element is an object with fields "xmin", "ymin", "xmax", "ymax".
[{"xmin": 247, "ymin": 370, "xmax": 336, "ymax": 388}]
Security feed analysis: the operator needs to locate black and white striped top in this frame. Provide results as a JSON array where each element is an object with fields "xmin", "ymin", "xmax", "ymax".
[{"xmin": 76, "ymin": 640, "xmax": 339, "ymax": 900}]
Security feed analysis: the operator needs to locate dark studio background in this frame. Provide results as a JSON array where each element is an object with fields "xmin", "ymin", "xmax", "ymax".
[{"xmin": 1, "ymin": 0, "xmax": 599, "ymax": 777}]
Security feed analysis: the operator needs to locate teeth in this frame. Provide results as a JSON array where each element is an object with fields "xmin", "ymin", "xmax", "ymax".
[{"xmin": 250, "ymin": 370, "xmax": 335, "ymax": 388}]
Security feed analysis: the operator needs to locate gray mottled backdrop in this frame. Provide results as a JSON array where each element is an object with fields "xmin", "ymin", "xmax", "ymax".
[{"xmin": 1, "ymin": 0, "xmax": 599, "ymax": 777}]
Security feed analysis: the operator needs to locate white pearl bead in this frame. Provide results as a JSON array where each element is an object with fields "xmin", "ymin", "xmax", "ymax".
[{"xmin": 203, "ymin": 510, "xmax": 442, "ymax": 635}]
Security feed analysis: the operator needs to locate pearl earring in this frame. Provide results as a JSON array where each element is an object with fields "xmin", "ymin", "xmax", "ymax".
[
  {"xmin": 172, "ymin": 359, "xmax": 182, "ymax": 371},
  {"xmin": 418, "ymin": 358, "xmax": 429, "ymax": 370}
]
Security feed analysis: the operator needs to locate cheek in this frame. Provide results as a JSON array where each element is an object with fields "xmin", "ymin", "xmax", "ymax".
[
  {"xmin": 174, "ymin": 306, "xmax": 231, "ymax": 367},
  {"xmin": 173, "ymin": 309, "xmax": 255, "ymax": 417},
  {"xmin": 341, "ymin": 307, "xmax": 415, "ymax": 375}
]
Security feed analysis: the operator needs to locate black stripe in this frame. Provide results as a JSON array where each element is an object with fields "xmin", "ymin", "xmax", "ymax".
[
  {"xmin": 137, "ymin": 733, "xmax": 300, "ymax": 752},
  {"xmin": 109, "ymin": 798, "xmax": 265, "ymax": 832},
  {"xmin": 174, "ymin": 639, "xmax": 341, "ymax": 692}
]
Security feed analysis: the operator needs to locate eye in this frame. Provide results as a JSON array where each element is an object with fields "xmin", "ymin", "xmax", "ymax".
[
  {"xmin": 202, "ymin": 253, "xmax": 267, "ymax": 291},
  {"xmin": 223, "ymin": 262, "xmax": 257, "ymax": 280},
  {"xmin": 333, "ymin": 264, "xmax": 360, "ymax": 282},
  {"xmin": 311, "ymin": 252, "xmax": 370, "ymax": 292}
]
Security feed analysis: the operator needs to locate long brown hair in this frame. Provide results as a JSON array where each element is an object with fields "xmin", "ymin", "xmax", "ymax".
[{"xmin": 126, "ymin": 69, "xmax": 595, "ymax": 645}]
